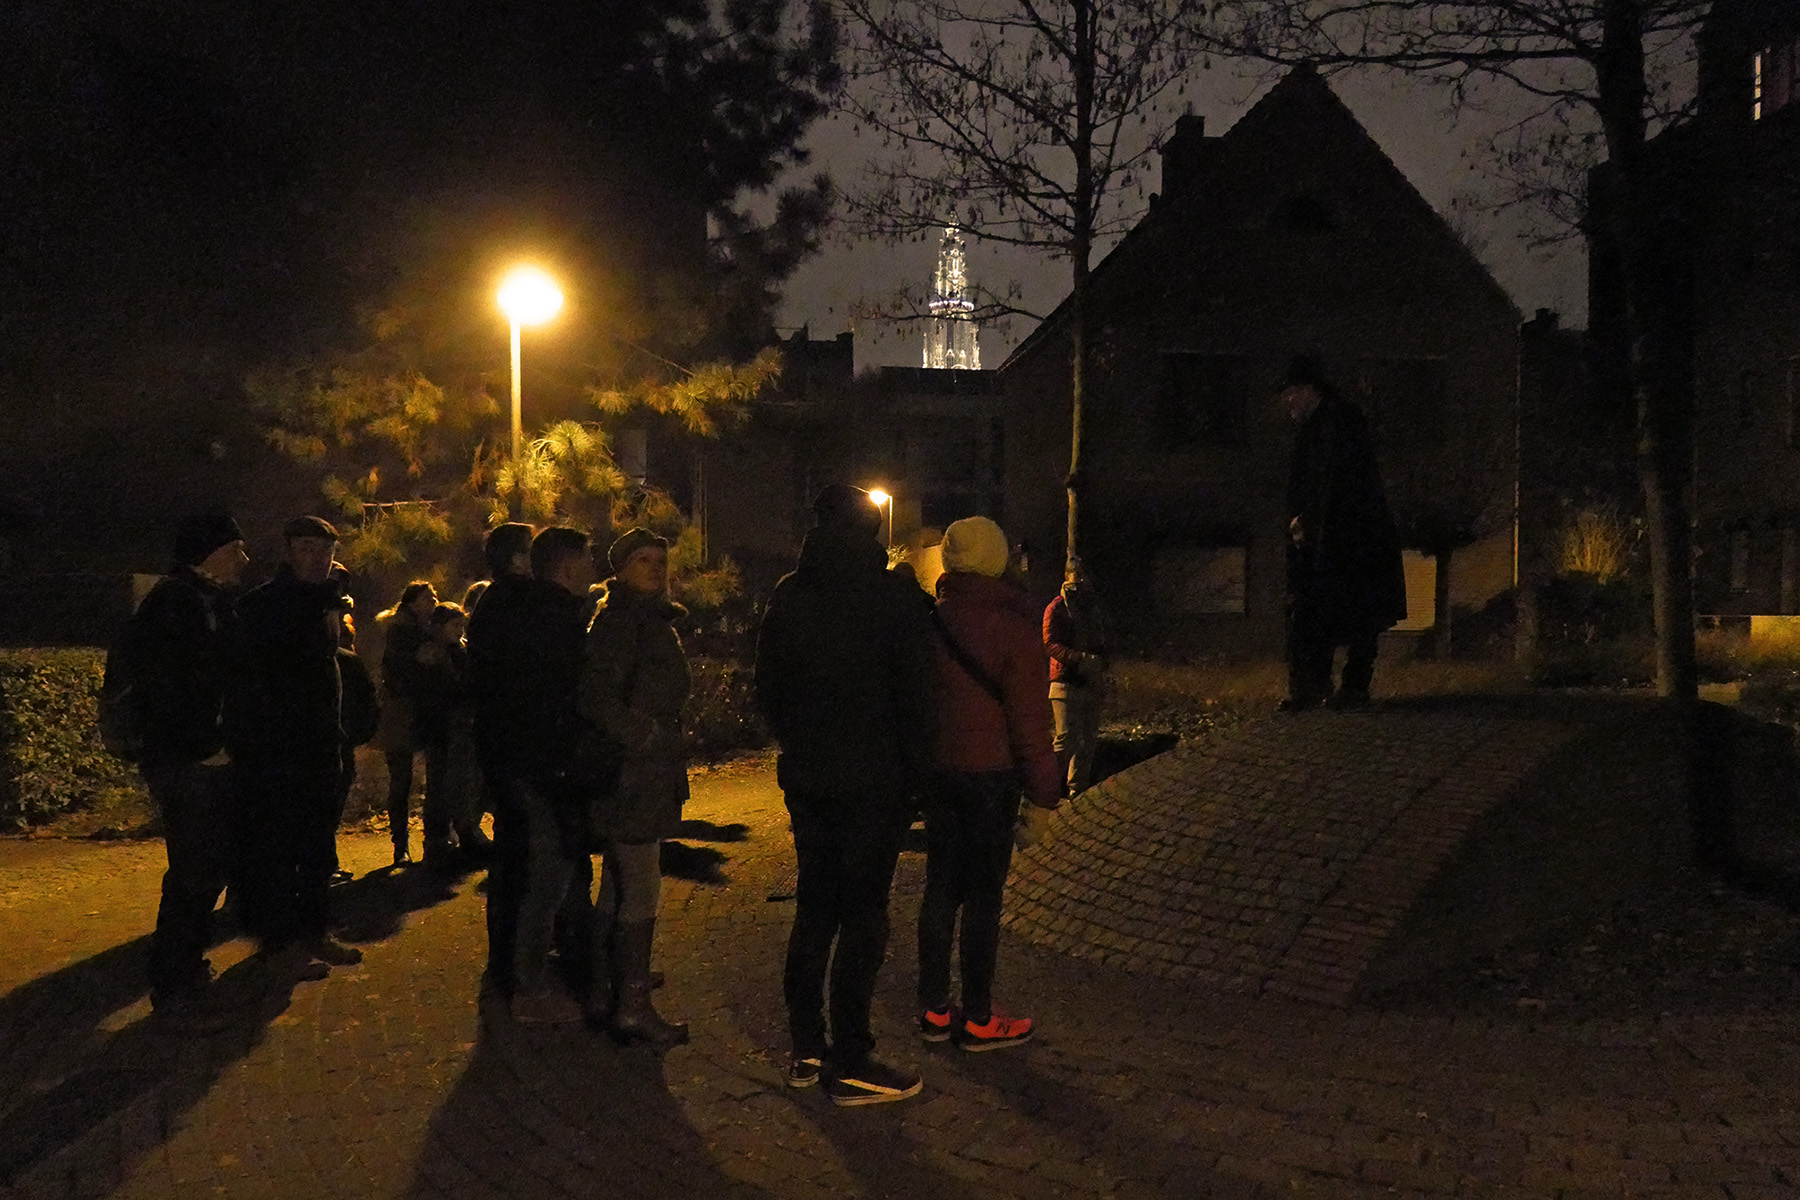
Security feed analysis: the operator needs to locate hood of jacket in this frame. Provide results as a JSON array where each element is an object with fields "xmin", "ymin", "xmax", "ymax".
[{"xmin": 793, "ymin": 522, "xmax": 887, "ymax": 590}]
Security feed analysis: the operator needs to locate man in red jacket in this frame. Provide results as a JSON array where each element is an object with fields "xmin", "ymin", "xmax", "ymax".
[{"xmin": 919, "ymin": 516, "xmax": 1061, "ymax": 1052}]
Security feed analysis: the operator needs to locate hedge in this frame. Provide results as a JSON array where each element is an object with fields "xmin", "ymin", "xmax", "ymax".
[
  {"xmin": 0, "ymin": 648, "xmax": 143, "ymax": 829},
  {"xmin": 0, "ymin": 648, "xmax": 768, "ymax": 830}
]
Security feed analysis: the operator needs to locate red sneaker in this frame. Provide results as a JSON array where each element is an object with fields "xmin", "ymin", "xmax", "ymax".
[
  {"xmin": 958, "ymin": 1010, "xmax": 1033, "ymax": 1052},
  {"xmin": 919, "ymin": 1005, "xmax": 956, "ymax": 1043}
]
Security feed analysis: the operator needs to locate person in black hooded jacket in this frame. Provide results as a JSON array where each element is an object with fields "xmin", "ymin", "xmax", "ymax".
[
  {"xmin": 467, "ymin": 525, "xmax": 594, "ymax": 1023},
  {"xmin": 754, "ymin": 484, "xmax": 936, "ymax": 1105},
  {"xmin": 132, "ymin": 512, "xmax": 248, "ymax": 1014}
]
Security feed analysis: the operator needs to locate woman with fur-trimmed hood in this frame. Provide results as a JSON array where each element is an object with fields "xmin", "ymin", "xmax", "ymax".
[{"xmin": 578, "ymin": 527, "xmax": 691, "ymax": 1046}]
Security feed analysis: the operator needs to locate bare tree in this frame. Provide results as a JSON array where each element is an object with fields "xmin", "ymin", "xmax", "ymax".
[
  {"xmin": 832, "ymin": 0, "xmax": 1207, "ymax": 569},
  {"xmin": 1206, "ymin": 0, "xmax": 1710, "ymax": 702}
]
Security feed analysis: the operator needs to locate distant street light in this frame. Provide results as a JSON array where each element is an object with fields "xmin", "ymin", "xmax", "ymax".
[
  {"xmin": 867, "ymin": 488, "xmax": 893, "ymax": 549},
  {"xmin": 497, "ymin": 266, "xmax": 564, "ymax": 462}
]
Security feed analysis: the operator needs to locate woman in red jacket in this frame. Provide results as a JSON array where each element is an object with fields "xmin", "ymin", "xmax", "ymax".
[{"xmin": 918, "ymin": 517, "xmax": 1062, "ymax": 1051}]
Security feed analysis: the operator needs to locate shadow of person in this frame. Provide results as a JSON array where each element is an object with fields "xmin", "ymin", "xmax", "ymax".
[
  {"xmin": 673, "ymin": 818, "xmax": 752, "ymax": 843},
  {"xmin": 660, "ymin": 841, "xmax": 729, "ymax": 885},
  {"xmin": 401, "ymin": 1012, "xmax": 766, "ymax": 1199},
  {"xmin": 0, "ymin": 937, "xmax": 337, "ymax": 1192},
  {"xmin": 328, "ymin": 864, "xmax": 463, "ymax": 944}
]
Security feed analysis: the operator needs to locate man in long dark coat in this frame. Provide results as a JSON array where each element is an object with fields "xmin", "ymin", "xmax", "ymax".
[{"xmin": 1281, "ymin": 356, "xmax": 1407, "ymax": 710}]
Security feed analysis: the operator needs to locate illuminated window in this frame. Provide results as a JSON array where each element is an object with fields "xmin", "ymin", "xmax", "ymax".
[{"xmin": 1757, "ymin": 40, "xmax": 1800, "ymax": 120}]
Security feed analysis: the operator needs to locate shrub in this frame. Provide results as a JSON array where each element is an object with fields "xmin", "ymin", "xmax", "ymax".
[
  {"xmin": 684, "ymin": 656, "xmax": 768, "ymax": 761},
  {"xmin": 0, "ymin": 648, "xmax": 144, "ymax": 829}
]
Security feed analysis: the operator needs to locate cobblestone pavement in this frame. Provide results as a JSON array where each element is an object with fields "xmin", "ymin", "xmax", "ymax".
[{"xmin": 4, "ymin": 752, "xmax": 1800, "ymax": 1199}]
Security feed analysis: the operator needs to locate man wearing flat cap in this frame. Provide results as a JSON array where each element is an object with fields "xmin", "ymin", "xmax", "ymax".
[
  {"xmin": 1279, "ymin": 356, "xmax": 1407, "ymax": 710},
  {"xmin": 129, "ymin": 511, "xmax": 248, "ymax": 1015},
  {"xmin": 232, "ymin": 515, "xmax": 363, "ymax": 971}
]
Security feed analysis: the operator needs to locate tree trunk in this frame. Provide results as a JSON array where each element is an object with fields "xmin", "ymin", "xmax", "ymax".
[
  {"xmin": 1065, "ymin": 0, "xmax": 1096, "ymax": 576},
  {"xmin": 1433, "ymin": 546, "xmax": 1454, "ymax": 659}
]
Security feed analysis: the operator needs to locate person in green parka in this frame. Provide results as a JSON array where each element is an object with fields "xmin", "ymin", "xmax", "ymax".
[{"xmin": 579, "ymin": 527, "xmax": 691, "ymax": 1046}]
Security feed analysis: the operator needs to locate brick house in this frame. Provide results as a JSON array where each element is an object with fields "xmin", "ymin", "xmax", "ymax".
[
  {"xmin": 997, "ymin": 66, "xmax": 1521, "ymax": 654},
  {"xmin": 1610, "ymin": 0, "xmax": 1800, "ymax": 622}
]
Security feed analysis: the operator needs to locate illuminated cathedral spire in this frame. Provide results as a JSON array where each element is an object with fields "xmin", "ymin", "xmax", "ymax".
[{"xmin": 924, "ymin": 221, "xmax": 980, "ymax": 370}]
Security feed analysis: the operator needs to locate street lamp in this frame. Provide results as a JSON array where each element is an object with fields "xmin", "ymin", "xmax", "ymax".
[
  {"xmin": 867, "ymin": 488, "xmax": 893, "ymax": 549},
  {"xmin": 497, "ymin": 266, "xmax": 564, "ymax": 462}
]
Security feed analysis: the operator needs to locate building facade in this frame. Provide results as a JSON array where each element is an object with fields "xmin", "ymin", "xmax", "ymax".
[{"xmin": 998, "ymin": 67, "xmax": 1521, "ymax": 653}]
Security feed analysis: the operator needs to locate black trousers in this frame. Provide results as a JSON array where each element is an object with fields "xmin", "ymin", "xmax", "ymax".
[
  {"xmin": 782, "ymin": 790, "xmax": 909, "ymax": 1064},
  {"xmin": 484, "ymin": 780, "xmax": 527, "ymax": 993},
  {"xmin": 142, "ymin": 758, "xmax": 235, "ymax": 991},
  {"xmin": 236, "ymin": 756, "xmax": 339, "ymax": 946},
  {"xmin": 386, "ymin": 745, "xmax": 452, "ymax": 846},
  {"xmin": 1286, "ymin": 578, "xmax": 1380, "ymax": 703},
  {"xmin": 917, "ymin": 771, "xmax": 1018, "ymax": 1023}
]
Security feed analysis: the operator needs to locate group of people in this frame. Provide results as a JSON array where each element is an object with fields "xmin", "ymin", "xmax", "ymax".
[{"xmin": 121, "ymin": 354, "xmax": 1391, "ymax": 1103}]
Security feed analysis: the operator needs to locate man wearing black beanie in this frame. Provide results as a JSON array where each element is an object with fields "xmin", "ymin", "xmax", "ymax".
[{"xmin": 126, "ymin": 511, "xmax": 247, "ymax": 1018}]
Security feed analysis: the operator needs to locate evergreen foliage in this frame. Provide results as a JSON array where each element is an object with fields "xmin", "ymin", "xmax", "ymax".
[{"xmin": 0, "ymin": 649, "xmax": 142, "ymax": 829}]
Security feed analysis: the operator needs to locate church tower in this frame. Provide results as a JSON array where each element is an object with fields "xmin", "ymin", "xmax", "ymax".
[{"xmin": 924, "ymin": 223, "xmax": 980, "ymax": 370}]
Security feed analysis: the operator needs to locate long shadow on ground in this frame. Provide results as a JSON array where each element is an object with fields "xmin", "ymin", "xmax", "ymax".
[
  {"xmin": 403, "ymin": 1008, "xmax": 765, "ymax": 1199},
  {"xmin": 0, "ymin": 861, "xmax": 467, "ymax": 1193}
]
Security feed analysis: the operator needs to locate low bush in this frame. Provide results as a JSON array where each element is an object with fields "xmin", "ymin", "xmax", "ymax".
[
  {"xmin": 0, "ymin": 648, "xmax": 144, "ymax": 829},
  {"xmin": 684, "ymin": 656, "xmax": 768, "ymax": 761}
]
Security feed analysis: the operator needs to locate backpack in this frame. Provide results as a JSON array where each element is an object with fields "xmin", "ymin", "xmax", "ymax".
[{"xmin": 97, "ymin": 610, "xmax": 148, "ymax": 762}]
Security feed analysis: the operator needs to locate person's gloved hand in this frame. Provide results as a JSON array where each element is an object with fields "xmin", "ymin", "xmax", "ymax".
[{"xmin": 1015, "ymin": 803, "xmax": 1056, "ymax": 850}]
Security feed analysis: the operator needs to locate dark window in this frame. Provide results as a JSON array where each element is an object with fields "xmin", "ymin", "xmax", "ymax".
[
  {"xmin": 1788, "ymin": 358, "xmax": 1800, "ymax": 448},
  {"xmin": 1730, "ymin": 529, "xmax": 1752, "ymax": 593},
  {"xmin": 1157, "ymin": 354, "xmax": 1250, "ymax": 446},
  {"xmin": 1737, "ymin": 369, "xmax": 1755, "ymax": 430}
]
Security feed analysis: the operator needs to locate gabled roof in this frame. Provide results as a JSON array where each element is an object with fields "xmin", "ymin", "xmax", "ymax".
[{"xmin": 1002, "ymin": 66, "xmax": 1520, "ymax": 369}]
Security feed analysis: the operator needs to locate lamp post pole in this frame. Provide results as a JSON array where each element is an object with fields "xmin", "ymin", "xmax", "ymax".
[
  {"xmin": 496, "ymin": 265, "xmax": 564, "ymax": 467},
  {"xmin": 509, "ymin": 319, "xmax": 524, "ymax": 463}
]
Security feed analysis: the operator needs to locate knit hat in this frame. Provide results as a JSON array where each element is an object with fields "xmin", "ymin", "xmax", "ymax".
[
  {"xmin": 283, "ymin": 515, "xmax": 338, "ymax": 542},
  {"xmin": 940, "ymin": 516, "xmax": 1010, "ymax": 579},
  {"xmin": 811, "ymin": 483, "xmax": 881, "ymax": 531},
  {"xmin": 608, "ymin": 527, "xmax": 669, "ymax": 575},
  {"xmin": 173, "ymin": 511, "xmax": 243, "ymax": 567}
]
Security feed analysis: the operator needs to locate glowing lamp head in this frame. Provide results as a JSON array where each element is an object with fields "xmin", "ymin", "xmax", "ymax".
[
  {"xmin": 867, "ymin": 489, "xmax": 891, "ymax": 508},
  {"xmin": 497, "ymin": 267, "xmax": 563, "ymax": 327}
]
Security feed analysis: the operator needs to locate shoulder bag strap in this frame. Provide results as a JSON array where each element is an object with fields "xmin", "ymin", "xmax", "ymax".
[{"xmin": 930, "ymin": 607, "xmax": 1006, "ymax": 708}]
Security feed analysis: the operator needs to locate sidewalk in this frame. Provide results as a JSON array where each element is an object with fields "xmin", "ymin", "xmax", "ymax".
[{"xmin": 2, "ymin": 753, "xmax": 1799, "ymax": 1199}]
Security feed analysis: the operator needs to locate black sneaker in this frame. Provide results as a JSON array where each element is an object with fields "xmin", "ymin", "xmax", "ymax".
[
  {"xmin": 825, "ymin": 1057, "xmax": 923, "ymax": 1107},
  {"xmin": 919, "ymin": 1005, "xmax": 956, "ymax": 1043},
  {"xmin": 786, "ymin": 1054, "xmax": 825, "ymax": 1088}
]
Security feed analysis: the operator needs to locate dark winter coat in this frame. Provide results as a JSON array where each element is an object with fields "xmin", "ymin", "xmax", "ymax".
[
  {"xmin": 933, "ymin": 572, "xmax": 1062, "ymax": 808},
  {"xmin": 466, "ymin": 573, "xmax": 587, "ymax": 786},
  {"xmin": 1286, "ymin": 393, "xmax": 1408, "ymax": 636},
  {"xmin": 230, "ymin": 564, "xmax": 343, "ymax": 770},
  {"xmin": 413, "ymin": 639, "xmax": 469, "ymax": 749},
  {"xmin": 579, "ymin": 581, "xmax": 690, "ymax": 844},
  {"xmin": 1043, "ymin": 591, "xmax": 1109, "ymax": 689},
  {"xmin": 337, "ymin": 648, "xmax": 381, "ymax": 750},
  {"xmin": 134, "ymin": 567, "xmax": 237, "ymax": 765},
  {"xmin": 376, "ymin": 614, "xmax": 430, "ymax": 752},
  {"xmin": 753, "ymin": 522, "xmax": 937, "ymax": 804}
]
